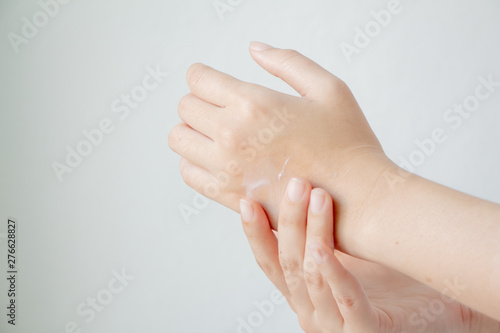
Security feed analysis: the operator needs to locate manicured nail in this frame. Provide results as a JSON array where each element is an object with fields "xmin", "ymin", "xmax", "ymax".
[
  {"xmin": 250, "ymin": 41, "xmax": 273, "ymax": 51},
  {"xmin": 240, "ymin": 199, "xmax": 254, "ymax": 222},
  {"xmin": 310, "ymin": 189, "xmax": 325, "ymax": 214},
  {"xmin": 287, "ymin": 178, "xmax": 306, "ymax": 203},
  {"xmin": 309, "ymin": 243, "xmax": 325, "ymax": 264}
]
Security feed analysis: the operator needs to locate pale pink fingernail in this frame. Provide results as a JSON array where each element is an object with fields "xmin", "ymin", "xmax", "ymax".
[
  {"xmin": 240, "ymin": 199, "xmax": 254, "ymax": 222},
  {"xmin": 310, "ymin": 189, "xmax": 325, "ymax": 214},
  {"xmin": 287, "ymin": 178, "xmax": 306, "ymax": 203},
  {"xmin": 250, "ymin": 41, "xmax": 273, "ymax": 51}
]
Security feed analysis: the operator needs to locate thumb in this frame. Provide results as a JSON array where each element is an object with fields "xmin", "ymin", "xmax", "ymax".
[{"xmin": 249, "ymin": 41, "xmax": 342, "ymax": 100}]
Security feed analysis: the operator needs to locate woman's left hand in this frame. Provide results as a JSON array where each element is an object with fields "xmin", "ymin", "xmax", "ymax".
[{"xmin": 238, "ymin": 177, "xmax": 493, "ymax": 333}]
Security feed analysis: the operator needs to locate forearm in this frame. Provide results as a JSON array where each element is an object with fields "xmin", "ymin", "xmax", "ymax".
[{"xmin": 352, "ymin": 166, "xmax": 500, "ymax": 321}]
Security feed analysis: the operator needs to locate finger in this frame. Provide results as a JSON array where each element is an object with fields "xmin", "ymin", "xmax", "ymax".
[
  {"xmin": 186, "ymin": 63, "xmax": 243, "ymax": 107},
  {"xmin": 313, "ymin": 243, "xmax": 377, "ymax": 331},
  {"xmin": 249, "ymin": 41, "xmax": 344, "ymax": 100},
  {"xmin": 278, "ymin": 178, "xmax": 315, "ymax": 316},
  {"xmin": 168, "ymin": 122, "xmax": 218, "ymax": 172},
  {"xmin": 240, "ymin": 199, "xmax": 292, "ymax": 305},
  {"xmin": 304, "ymin": 189, "xmax": 343, "ymax": 331},
  {"xmin": 178, "ymin": 158, "xmax": 240, "ymax": 213},
  {"xmin": 178, "ymin": 93, "xmax": 222, "ymax": 140},
  {"xmin": 178, "ymin": 158, "xmax": 215, "ymax": 195}
]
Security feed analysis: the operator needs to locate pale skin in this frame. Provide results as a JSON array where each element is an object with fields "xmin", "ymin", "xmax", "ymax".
[
  {"xmin": 240, "ymin": 178, "xmax": 500, "ymax": 332},
  {"xmin": 168, "ymin": 41, "xmax": 500, "ymax": 330}
]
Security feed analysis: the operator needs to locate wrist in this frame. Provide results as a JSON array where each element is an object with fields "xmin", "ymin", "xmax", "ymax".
[
  {"xmin": 315, "ymin": 149, "xmax": 397, "ymax": 256},
  {"xmin": 343, "ymin": 160, "xmax": 419, "ymax": 261}
]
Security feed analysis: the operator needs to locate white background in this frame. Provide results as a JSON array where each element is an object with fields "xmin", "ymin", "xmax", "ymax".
[{"xmin": 1, "ymin": 0, "xmax": 499, "ymax": 332}]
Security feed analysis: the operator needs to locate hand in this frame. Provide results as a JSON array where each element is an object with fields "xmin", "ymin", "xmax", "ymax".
[
  {"xmin": 238, "ymin": 178, "xmax": 494, "ymax": 333},
  {"xmin": 168, "ymin": 42, "xmax": 393, "ymax": 252}
]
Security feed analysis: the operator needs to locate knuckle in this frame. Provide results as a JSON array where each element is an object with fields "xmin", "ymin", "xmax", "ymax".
[
  {"xmin": 179, "ymin": 163, "xmax": 193, "ymax": 186},
  {"xmin": 187, "ymin": 63, "xmax": 207, "ymax": 91},
  {"xmin": 279, "ymin": 256, "xmax": 301, "ymax": 277},
  {"xmin": 238, "ymin": 99, "xmax": 259, "ymax": 118},
  {"xmin": 243, "ymin": 224, "xmax": 265, "ymax": 244},
  {"xmin": 179, "ymin": 160, "xmax": 197, "ymax": 188},
  {"xmin": 279, "ymin": 49, "xmax": 301, "ymax": 69},
  {"xmin": 256, "ymin": 260, "xmax": 276, "ymax": 279},
  {"xmin": 325, "ymin": 77, "xmax": 350, "ymax": 96},
  {"xmin": 278, "ymin": 211, "xmax": 302, "ymax": 230},
  {"xmin": 218, "ymin": 127, "xmax": 239, "ymax": 151},
  {"xmin": 303, "ymin": 255, "xmax": 319, "ymax": 272},
  {"xmin": 238, "ymin": 98, "xmax": 273, "ymax": 125},
  {"xmin": 169, "ymin": 126, "xmax": 191, "ymax": 155},
  {"xmin": 178, "ymin": 94, "xmax": 192, "ymax": 115},
  {"xmin": 335, "ymin": 294, "xmax": 357, "ymax": 309},
  {"xmin": 303, "ymin": 269, "xmax": 324, "ymax": 290},
  {"xmin": 297, "ymin": 316, "xmax": 315, "ymax": 333},
  {"xmin": 168, "ymin": 126, "xmax": 181, "ymax": 150}
]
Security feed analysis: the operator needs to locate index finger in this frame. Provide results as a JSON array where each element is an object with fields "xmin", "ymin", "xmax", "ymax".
[
  {"xmin": 239, "ymin": 199, "xmax": 293, "ymax": 305},
  {"xmin": 186, "ymin": 63, "xmax": 243, "ymax": 107}
]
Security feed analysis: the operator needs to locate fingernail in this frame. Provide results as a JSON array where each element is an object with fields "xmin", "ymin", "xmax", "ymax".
[
  {"xmin": 310, "ymin": 189, "xmax": 325, "ymax": 214},
  {"xmin": 250, "ymin": 41, "xmax": 273, "ymax": 51},
  {"xmin": 309, "ymin": 243, "xmax": 325, "ymax": 264},
  {"xmin": 240, "ymin": 199, "xmax": 254, "ymax": 222},
  {"xmin": 287, "ymin": 178, "xmax": 306, "ymax": 203}
]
